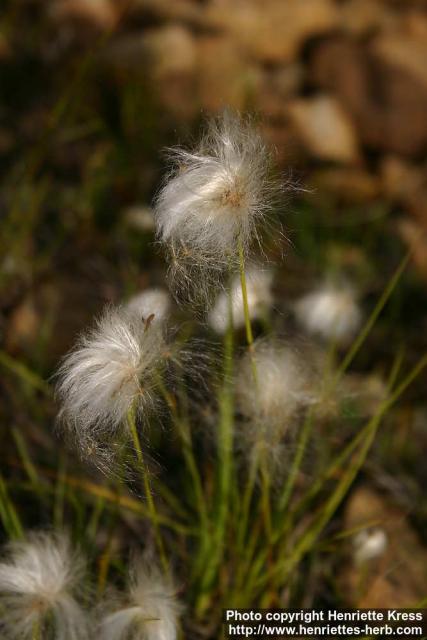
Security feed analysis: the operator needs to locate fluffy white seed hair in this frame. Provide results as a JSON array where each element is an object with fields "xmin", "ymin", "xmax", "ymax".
[
  {"xmin": 208, "ymin": 266, "xmax": 273, "ymax": 334},
  {"xmin": 154, "ymin": 110, "xmax": 281, "ymax": 302},
  {"xmin": 353, "ymin": 528, "xmax": 388, "ymax": 565},
  {"xmin": 126, "ymin": 287, "xmax": 171, "ymax": 323},
  {"xmin": 294, "ymin": 282, "xmax": 362, "ymax": 345},
  {"xmin": 236, "ymin": 339, "xmax": 314, "ymax": 427},
  {"xmin": 235, "ymin": 339, "xmax": 316, "ymax": 473},
  {"xmin": 0, "ymin": 532, "xmax": 89, "ymax": 640},
  {"xmin": 98, "ymin": 561, "xmax": 181, "ymax": 640},
  {"xmin": 55, "ymin": 305, "xmax": 170, "ymax": 458}
]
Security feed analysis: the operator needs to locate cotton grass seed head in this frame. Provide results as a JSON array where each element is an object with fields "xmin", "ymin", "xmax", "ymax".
[
  {"xmin": 154, "ymin": 110, "xmax": 282, "ymax": 303},
  {"xmin": 55, "ymin": 305, "xmax": 172, "ymax": 460},
  {"xmin": 126, "ymin": 287, "xmax": 171, "ymax": 323},
  {"xmin": 236, "ymin": 339, "xmax": 316, "ymax": 474},
  {"xmin": 0, "ymin": 532, "xmax": 89, "ymax": 640},
  {"xmin": 353, "ymin": 528, "xmax": 388, "ymax": 565},
  {"xmin": 294, "ymin": 282, "xmax": 362, "ymax": 345},
  {"xmin": 208, "ymin": 265, "xmax": 273, "ymax": 334},
  {"xmin": 98, "ymin": 561, "xmax": 181, "ymax": 640},
  {"xmin": 236, "ymin": 339, "xmax": 314, "ymax": 428}
]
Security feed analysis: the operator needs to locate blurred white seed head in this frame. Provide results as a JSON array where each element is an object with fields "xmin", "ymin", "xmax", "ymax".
[
  {"xmin": 353, "ymin": 528, "xmax": 388, "ymax": 565},
  {"xmin": 126, "ymin": 287, "xmax": 171, "ymax": 323},
  {"xmin": 124, "ymin": 205, "xmax": 155, "ymax": 232},
  {"xmin": 98, "ymin": 561, "xmax": 181, "ymax": 640},
  {"xmin": 0, "ymin": 532, "xmax": 89, "ymax": 640},
  {"xmin": 236, "ymin": 339, "xmax": 316, "ymax": 474},
  {"xmin": 294, "ymin": 282, "xmax": 362, "ymax": 345},
  {"xmin": 154, "ymin": 111, "xmax": 282, "ymax": 303},
  {"xmin": 208, "ymin": 266, "xmax": 273, "ymax": 334},
  {"xmin": 55, "ymin": 305, "xmax": 171, "ymax": 459},
  {"xmin": 236, "ymin": 339, "xmax": 314, "ymax": 428}
]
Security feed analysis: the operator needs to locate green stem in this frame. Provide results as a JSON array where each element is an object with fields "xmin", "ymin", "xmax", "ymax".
[
  {"xmin": 278, "ymin": 407, "xmax": 314, "ymax": 512},
  {"xmin": 217, "ymin": 279, "xmax": 235, "ymax": 539},
  {"xmin": 260, "ymin": 351, "xmax": 427, "ymax": 589},
  {"xmin": 0, "ymin": 473, "xmax": 23, "ymax": 539},
  {"xmin": 11, "ymin": 427, "xmax": 41, "ymax": 494},
  {"xmin": 236, "ymin": 244, "xmax": 259, "ymax": 529},
  {"xmin": 233, "ymin": 515, "xmax": 263, "ymax": 601},
  {"xmin": 236, "ymin": 453, "xmax": 258, "ymax": 550},
  {"xmin": 32, "ymin": 619, "xmax": 41, "ymax": 640},
  {"xmin": 157, "ymin": 379, "xmax": 208, "ymax": 531},
  {"xmin": 238, "ymin": 241, "xmax": 254, "ymax": 347},
  {"xmin": 0, "ymin": 350, "xmax": 50, "ymax": 395},
  {"xmin": 334, "ymin": 251, "xmax": 410, "ymax": 384},
  {"xmin": 97, "ymin": 509, "xmax": 118, "ymax": 595},
  {"xmin": 259, "ymin": 457, "xmax": 272, "ymax": 540},
  {"xmin": 272, "ymin": 257, "xmax": 411, "ymax": 541},
  {"xmin": 87, "ymin": 495, "xmax": 106, "ymax": 542},
  {"xmin": 196, "ymin": 278, "xmax": 234, "ymax": 615},
  {"xmin": 278, "ymin": 346, "xmax": 410, "ymax": 534},
  {"xmin": 53, "ymin": 453, "xmax": 67, "ymax": 530},
  {"xmin": 242, "ymin": 351, "xmax": 427, "ymax": 598},
  {"xmin": 127, "ymin": 407, "xmax": 169, "ymax": 574},
  {"xmin": 157, "ymin": 379, "xmax": 211, "ymax": 583},
  {"xmin": 237, "ymin": 241, "xmax": 275, "ymax": 542}
]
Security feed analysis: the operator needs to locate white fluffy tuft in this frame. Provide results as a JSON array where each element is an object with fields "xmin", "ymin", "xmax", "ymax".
[
  {"xmin": 98, "ymin": 561, "xmax": 181, "ymax": 640},
  {"xmin": 154, "ymin": 111, "xmax": 281, "ymax": 303},
  {"xmin": 208, "ymin": 266, "xmax": 273, "ymax": 334},
  {"xmin": 126, "ymin": 287, "xmax": 171, "ymax": 323},
  {"xmin": 55, "ymin": 306, "xmax": 170, "ymax": 459},
  {"xmin": 353, "ymin": 528, "xmax": 388, "ymax": 565},
  {"xmin": 294, "ymin": 283, "xmax": 362, "ymax": 345},
  {"xmin": 235, "ymin": 339, "xmax": 316, "ymax": 475},
  {"xmin": 236, "ymin": 339, "xmax": 314, "ymax": 428},
  {"xmin": 0, "ymin": 532, "xmax": 89, "ymax": 640}
]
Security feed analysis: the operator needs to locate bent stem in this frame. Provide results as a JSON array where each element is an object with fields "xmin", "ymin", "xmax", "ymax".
[{"xmin": 127, "ymin": 407, "xmax": 168, "ymax": 574}]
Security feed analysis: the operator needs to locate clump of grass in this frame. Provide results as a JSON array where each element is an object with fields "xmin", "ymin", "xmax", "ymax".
[{"xmin": 0, "ymin": 110, "xmax": 425, "ymax": 639}]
